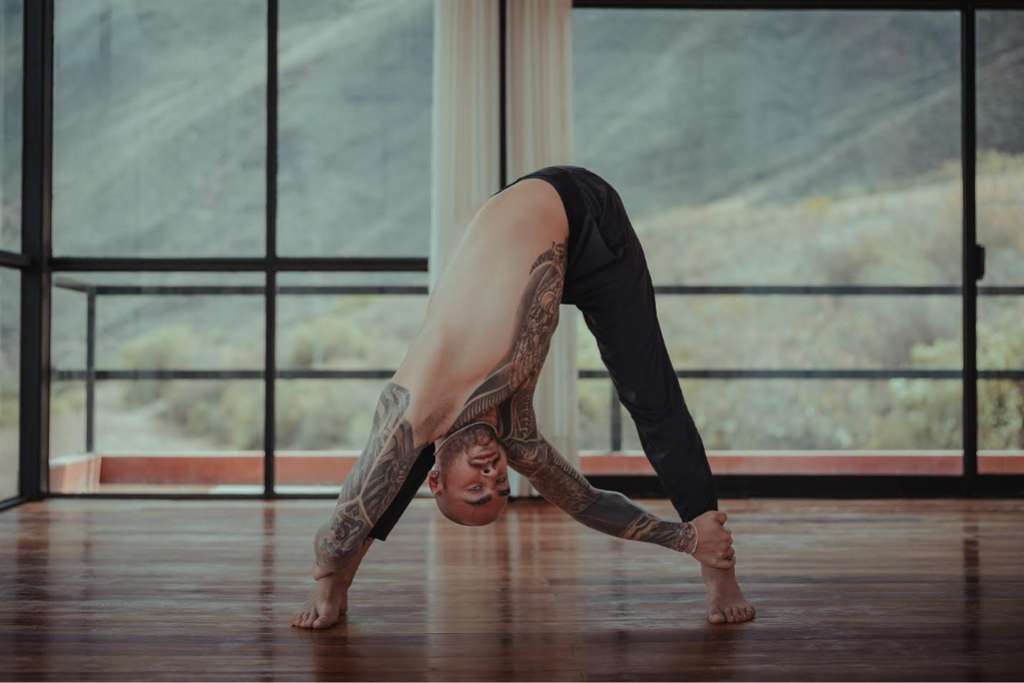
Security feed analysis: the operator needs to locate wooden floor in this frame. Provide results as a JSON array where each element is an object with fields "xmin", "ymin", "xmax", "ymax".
[{"xmin": 1, "ymin": 497, "xmax": 1023, "ymax": 681}]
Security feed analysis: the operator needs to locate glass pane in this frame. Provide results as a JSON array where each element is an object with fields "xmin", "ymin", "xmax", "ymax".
[
  {"xmin": 577, "ymin": 295, "xmax": 961, "ymax": 371},
  {"xmin": 579, "ymin": 378, "xmax": 962, "ymax": 476},
  {"xmin": 978, "ymin": 296, "xmax": 1023, "ymax": 373},
  {"xmin": 977, "ymin": 10, "xmax": 1024, "ymax": 285},
  {"xmin": 1, "ymin": 1, "xmax": 21, "ymax": 253},
  {"xmin": 977, "ymin": 296, "xmax": 1024, "ymax": 472},
  {"xmin": 52, "ymin": 0, "xmax": 266, "ymax": 257},
  {"xmin": 573, "ymin": 9, "xmax": 962, "ymax": 286},
  {"xmin": 0, "ymin": 267, "xmax": 19, "ymax": 499},
  {"xmin": 275, "ymin": 271, "xmax": 428, "ymax": 492},
  {"xmin": 978, "ymin": 379, "xmax": 1024, "ymax": 453},
  {"xmin": 976, "ymin": 10, "xmax": 1024, "ymax": 474},
  {"xmin": 49, "ymin": 272, "xmax": 265, "ymax": 494},
  {"xmin": 277, "ymin": 0, "xmax": 433, "ymax": 257}
]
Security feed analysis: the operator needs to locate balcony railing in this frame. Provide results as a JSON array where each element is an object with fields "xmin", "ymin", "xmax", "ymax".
[{"xmin": 52, "ymin": 277, "xmax": 1024, "ymax": 457}]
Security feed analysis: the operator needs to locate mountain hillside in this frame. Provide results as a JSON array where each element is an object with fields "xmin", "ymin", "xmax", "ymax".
[{"xmin": 1, "ymin": 3, "xmax": 1020, "ymax": 257}]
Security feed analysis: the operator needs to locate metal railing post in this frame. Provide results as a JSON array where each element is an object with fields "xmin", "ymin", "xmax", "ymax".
[
  {"xmin": 610, "ymin": 383, "xmax": 622, "ymax": 452},
  {"xmin": 85, "ymin": 287, "xmax": 96, "ymax": 453}
]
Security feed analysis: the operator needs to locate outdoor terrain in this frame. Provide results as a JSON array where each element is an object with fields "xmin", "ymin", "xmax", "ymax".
[{"xmin": 0, "ymin": 2, "xmax": 1021, "ymax": 463}]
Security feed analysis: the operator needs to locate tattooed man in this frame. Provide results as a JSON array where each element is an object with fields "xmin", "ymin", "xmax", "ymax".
[{"xmin": 291, "ymin": 165, "xmax": 755, "ymax": 629}]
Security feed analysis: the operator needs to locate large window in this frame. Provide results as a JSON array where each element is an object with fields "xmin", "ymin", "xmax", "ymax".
[
  {"xmin": 52, "ymin": 0, "xmax": 267, "ymax": 257},
  {"xmin": 1, "ymin": 0, "xmax": 20, "ymax": 254},
  {"xmin": 274, "ymin": 271, "xmax": 428, "ymax": 493},
  {"xmin": 976, "ymin": 10, "xmax": 1024, "ymax": 474},
  {"xmin": 49, "ymin": 273, "xmax": 265, "ymax": 493},
  {"xmin": 10, "ymin": 2, "xmax": 1015, "ymax": 499},
  {"xmin": 45, "ymin": 0, "xmax": 434, "ymax": 494},
  {"xmin": 0, "ymin": 269, "xmax": 18, "ymax": 500},
  {"xmin": 277, "ymin": 0, "xmax": 433, "ymax": 257},
  {"xmin": 1, "ymin": 0, "xmax": 21, "ymax": 502},
  {"xmin": 573, "ymin": 9, "xmax": 968, "ymax": 475}
]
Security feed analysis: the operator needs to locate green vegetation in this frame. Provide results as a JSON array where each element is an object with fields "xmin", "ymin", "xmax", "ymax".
[{"xmin": 87, "ymin": 152, "xmax": 1022, "ymax": 453}]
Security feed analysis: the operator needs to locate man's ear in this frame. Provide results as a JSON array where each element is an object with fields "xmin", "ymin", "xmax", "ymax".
[{"xmin": 427, "ymin": 466, "xmax": 442, "ymax": 495}]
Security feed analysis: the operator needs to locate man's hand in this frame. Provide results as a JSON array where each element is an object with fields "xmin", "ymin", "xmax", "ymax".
[{"xmin": 690, "ymin": 510, "xmax": 735, "ymax": 569}]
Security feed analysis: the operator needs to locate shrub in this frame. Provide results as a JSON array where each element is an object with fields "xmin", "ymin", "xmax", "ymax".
[{"xmin": 117, "ymin": 325, "xmax": 198, "ymax": 406}]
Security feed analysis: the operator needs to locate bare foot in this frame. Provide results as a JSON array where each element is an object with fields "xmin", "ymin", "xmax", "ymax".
[
  {"xmin": 291, "ymin": 531, "xmax": 375, "ymax": 629},
  {"xmin": 701, "ymin": 562, "xmax": 756, "ymax": 624},
  {"xmin": 290, "ymin": 564, "xmax": 350, "ymax": 629}
]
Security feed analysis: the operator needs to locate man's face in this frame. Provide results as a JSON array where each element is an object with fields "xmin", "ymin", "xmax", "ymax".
[{"xmin": 428, "ymin": 421, "xmax": 511, "ymax": 526}]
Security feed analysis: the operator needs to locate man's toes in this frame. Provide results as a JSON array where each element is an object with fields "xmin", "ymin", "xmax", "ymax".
[
  {"xmin": 312, "ymin": 614, "xmax": 333, "ymax": 629},
  {"xmin": 707, "ymin": 607, "xmax": 726, "ymax": 624}
]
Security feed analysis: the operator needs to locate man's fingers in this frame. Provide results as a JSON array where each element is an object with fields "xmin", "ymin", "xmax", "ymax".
[{"xmin": 716, "ymin": 512, "xmax": 728, "ymax": 524}]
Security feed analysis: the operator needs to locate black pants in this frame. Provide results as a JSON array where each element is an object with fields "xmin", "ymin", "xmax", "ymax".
[{"xmin": 369, "ymin": 165, "xmax": 718, "ymax": 540}]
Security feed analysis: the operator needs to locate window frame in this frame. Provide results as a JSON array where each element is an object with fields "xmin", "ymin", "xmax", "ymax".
[{"xmin": 7, "ymin": 0, "xmax": 1023, "ymax": 510}]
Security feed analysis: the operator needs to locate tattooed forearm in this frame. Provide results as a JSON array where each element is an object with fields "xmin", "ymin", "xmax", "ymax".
[
  {"xmin": 506, "ymin": 435, "xmax": 697, "ymax": 554},
  {"xmin": 497, "ymin": 361, "xmax": 698, "ymax": 555},
  {"xmin": 574, "ymin": 489, "xmax": 698, "ymax": 555},
  {"xmin": 314, "ymin": 381, "xmax": 425, "ymax": 572},
  {"xmin": 316, "ymin": 240, "xmax": 566, "ymax": 570}
]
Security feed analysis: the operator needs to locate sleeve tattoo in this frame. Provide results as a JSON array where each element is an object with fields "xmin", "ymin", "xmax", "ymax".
[
  {"xmin": 446, "ymin": 241, "xmax": 568, "ymax": 433},
  {"xmin": 497, "ymin": 377, "xmax": 698, "ymax": 555},
  {"xmin": 315, "ymin": 240, "xmax": 572, "ymax": 571},
  {"xmin": 314, "ymin": 381, "xmax": 423, "ymax": 572}
]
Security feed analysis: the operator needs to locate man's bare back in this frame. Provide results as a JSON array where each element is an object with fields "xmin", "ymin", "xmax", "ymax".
[{"xmin": 390, "ymin": 177, "xmax": 571, "ymax": 433}]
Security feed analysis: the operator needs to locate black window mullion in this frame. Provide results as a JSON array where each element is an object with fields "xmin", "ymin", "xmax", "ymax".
[
  {"xmin": 961, "ymin": 6, "xmax": 979, "ymax": 491},
  {"xmin": 264, "ymin": 0, "xmax": 278, "ymax": 498},
  {"xmin": 19, "ymin": 0, "xmax": 53, "ymax": 501}
]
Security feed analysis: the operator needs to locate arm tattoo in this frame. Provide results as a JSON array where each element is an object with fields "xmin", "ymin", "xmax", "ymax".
[
  {"xmin": 315, "ymin": 381, "xmax": 425, "ymax": 571},
  {"xmin": 316, "ymin": 241, "xmax": 566, "ymax": 569},
  {"xmin": 446, "ymin": 240, "xmax": 567, "ymax": 432},
  {"xmin": 506, "ymin": 435, "xmax": 697, "ymax": 554},
  {"xmin": 498, "ymin": 382, "xmax": 697, "ymax": 555}
]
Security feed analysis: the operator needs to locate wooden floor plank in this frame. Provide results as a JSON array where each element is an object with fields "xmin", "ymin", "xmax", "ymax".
[{"xmin": 1, "ymin": 497, "xmax": 1022, "ymax": 681}]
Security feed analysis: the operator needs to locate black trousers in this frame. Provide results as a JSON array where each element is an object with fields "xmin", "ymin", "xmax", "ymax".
[{"xmin": 369, "ymin": 165, "xmax": 718, "ymax": 540}]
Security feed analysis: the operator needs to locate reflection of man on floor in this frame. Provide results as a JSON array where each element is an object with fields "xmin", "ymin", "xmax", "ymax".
[{"xmin": 291, "ymin": 166, "xmax": 755, "ymax": 629}]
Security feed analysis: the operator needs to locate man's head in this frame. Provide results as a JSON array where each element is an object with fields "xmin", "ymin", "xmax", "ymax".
[{"xmin": 428, "ymin": 416, "xmax": 510, "ymax": 527}]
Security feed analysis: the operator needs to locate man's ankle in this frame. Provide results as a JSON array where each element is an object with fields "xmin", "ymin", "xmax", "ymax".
[
  {"xmin": 701, "ymin": 562, "xmax": 736, "ymax": 579},
  {"xmin": 312, "ymin": 562, "xmax": 340, "ymax": 582},
  {"xmin": 312, "ymin": 535, "xmax": 374, "ymax": 583}
]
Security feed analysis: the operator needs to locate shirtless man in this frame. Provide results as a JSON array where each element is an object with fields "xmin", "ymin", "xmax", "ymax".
[{"xmin": 290, "ymin": 165, "xmax": 756, "ymax": 629}]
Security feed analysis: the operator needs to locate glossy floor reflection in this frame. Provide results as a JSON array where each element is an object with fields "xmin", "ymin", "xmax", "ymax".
[{"xmin": 1, "ymin": 497, "xmax": 1023, "ymax": 681}]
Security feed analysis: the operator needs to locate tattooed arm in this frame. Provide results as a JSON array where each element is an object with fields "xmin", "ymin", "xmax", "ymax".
[
  {"xmin": 495, "ymin": 379, "xmax": 699, "ymax": 555},
  {"xmin": 313, "ymin": 239, "xmax": 569, "ymax": 574},
  {"xmin": 313, "ymin": 381, "xmax": 439, "ymax": 574}
]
